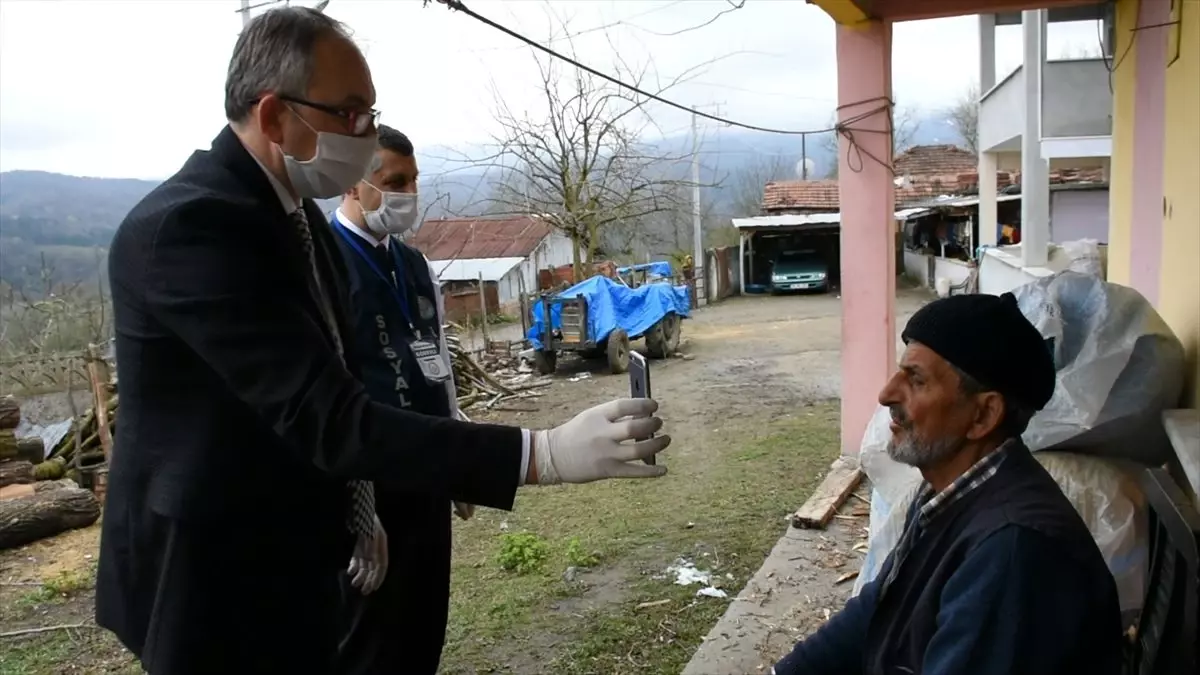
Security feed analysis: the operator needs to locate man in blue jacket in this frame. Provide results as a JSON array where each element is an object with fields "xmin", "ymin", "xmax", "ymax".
[
  {"xmin": 774, "ymin": 292, "xmax": 1123, "ymax": 675},
  {"xmin": 327, "ymin": 125, "xmax": 473, "ymax": 674}
]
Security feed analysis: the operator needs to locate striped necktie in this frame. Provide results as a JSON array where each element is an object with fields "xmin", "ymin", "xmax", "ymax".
[{"xmin": 289, "ymin": 207, "xmax": 376, "ymax": 541}]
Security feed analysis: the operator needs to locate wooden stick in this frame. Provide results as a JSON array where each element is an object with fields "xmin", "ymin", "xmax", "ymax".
[
  {"xmin": 85, "ymin": 344, "xmax": 113, "ymax": 461},
  {"xmin": 791, "ymin": 456, "xmax": 864, "ymax": 530},
  {"xmin": 0, "ymin": 623, "xmax": 96, "ymax": 639}
]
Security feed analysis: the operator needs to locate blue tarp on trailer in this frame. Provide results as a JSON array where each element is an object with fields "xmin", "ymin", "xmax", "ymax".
[
  {"xmin": 616, "ymin": 261, "xmax": 673, "ymax": 279},
  {"xmin": 528, "ymin": 275, "xmax": 691, "ymax": 350}
]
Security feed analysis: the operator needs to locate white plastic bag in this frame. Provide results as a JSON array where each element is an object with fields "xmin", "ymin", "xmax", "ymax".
[
  {"xmin": 853, "ymin": 407, "xmax": 923, "ymax": 596},
  {"xmin": 1057, "ymin": 238, "xmax": 1104, "ymax": 278},
  {"xmin": 1034, "ymin": 452, "xmax": 1148, "ymax": 613},
  {"xmin": 1013, "ymin": 272, "xmax": 1185, "ymax": 463}
]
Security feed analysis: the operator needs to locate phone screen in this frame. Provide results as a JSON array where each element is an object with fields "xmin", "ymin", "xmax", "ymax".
[{"xmin": 628, "ymin": 352, "xmax": 655, "ymax": 465}]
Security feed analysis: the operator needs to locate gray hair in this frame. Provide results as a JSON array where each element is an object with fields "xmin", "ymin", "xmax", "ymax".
[
  {"xmin": 224, "ymin": 7, "xmax": 350, "ymax": 123},
  {"xmin": 950, "ymin": 363, "xmax": 1034, "ymax": 438}
]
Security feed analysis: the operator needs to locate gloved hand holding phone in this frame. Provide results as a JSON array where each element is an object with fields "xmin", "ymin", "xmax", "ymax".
[{"xmin": 529, "ymin": 398, "xmax": 669, "ymax": 485}]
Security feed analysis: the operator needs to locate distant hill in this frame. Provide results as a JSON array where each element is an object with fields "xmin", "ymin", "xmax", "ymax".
[
  {"xmin": 0, "ymin": 171, "xmax": 158, "ymax": 291},
  {"xmin": 0, "ymin": 111, "xmax": 966, "ymax": 290}
]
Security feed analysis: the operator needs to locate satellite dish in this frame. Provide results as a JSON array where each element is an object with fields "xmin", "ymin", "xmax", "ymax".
[{"xmin": 794, "ymin": 158, "xmax": 817, "ymax": 180}]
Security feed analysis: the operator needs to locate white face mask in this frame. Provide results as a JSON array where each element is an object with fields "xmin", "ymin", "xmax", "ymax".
[
  {"xmin": 280, "ymin": 111, "xmax": 378, "ymax": 200},
  {"xmin": 362, "ymin": 184, "xmax": 421, "ymax": 239}
]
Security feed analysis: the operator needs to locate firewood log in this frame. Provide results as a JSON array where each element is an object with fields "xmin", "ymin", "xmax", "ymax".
[
  {"xmin": 0, "ymin": 396, "xmax": 19, "ymax": 429},
  {"xmin": 0, "ymin": 486, "xmax": 101, "ymax": 550},
  {"xmin": 0, "ymin": 460, "xmax": 35, "ymax": 487},
  {"xmin": 34, "ymin": 478, "xmax": 78, "ymax": 493},
  {"xmin": 33, "ymin": 457, "xmax": 67, "ymax": 481},
  {"xmin": 0, "ymin": 430, "xmax": 17, "ymax": 461},
  {"xmin": 16, "ymin": 437, "xmax": 44, "ymax": 464}
]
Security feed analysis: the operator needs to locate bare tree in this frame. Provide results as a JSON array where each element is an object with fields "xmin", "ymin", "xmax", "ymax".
[
  {"xmin": 480, "ymin": 34, "xmax": 704, "ymax": 279},
  {"xmin": 947, "ymin": 83, "xmax": 979, "ymax": 154},
  {"xmin": 729, "ymin": 154, "xmax": 794, "ymax": 216},
  {"xmin": 821, "ymin": 103, "xmax": 922, "ymax": 179}
]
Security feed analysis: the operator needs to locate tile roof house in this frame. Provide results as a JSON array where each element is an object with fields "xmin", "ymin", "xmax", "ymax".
[
  {"xmin": 408, "ymin": 215, "xmax": 578, "ymax": 309},
  {"xmin": 761, "ymin": 179, "xmax": 841, "ymax": 213},
  {"xmin": 408, "ymin": 215, "xmax": 553, "ymax": 261},
  {"xmin": 762, "ymin": 145, "xmax": 1020, "ymax": 213}
]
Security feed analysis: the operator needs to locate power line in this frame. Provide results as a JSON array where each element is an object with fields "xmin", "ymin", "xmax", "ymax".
[
  {"xmin": 425, "ymin": 0, "xmax": 874, "ymax": 138},
  {"xmin": 423, "ymin": 0, "xmax": 896, "ymax": 175}
]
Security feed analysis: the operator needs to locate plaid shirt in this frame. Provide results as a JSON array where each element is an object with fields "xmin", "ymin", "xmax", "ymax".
[
  {"xmin": 913, "ymin": 438, "xmax": 1015, "ymax": 527},
  {"xmin": 878, "ymin": 438, "xmax": 1016, "ymax": 600}
]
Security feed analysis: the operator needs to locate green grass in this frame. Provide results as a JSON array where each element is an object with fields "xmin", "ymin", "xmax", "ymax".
[
  {"xmin": 0, "ymin": 405, "xmax": 839, "ymax": 675},
  {"xmin": 0, "ymin": 561, "xmax": 138, "ymax": 675},
  {"xmin": 440, "ymin": 403, "xmax": 840, "ymax": 674}
]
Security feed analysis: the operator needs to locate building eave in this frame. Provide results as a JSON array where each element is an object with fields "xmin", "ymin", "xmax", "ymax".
[{"xmin": 806, "ymin": 0, "xmax": 872, "ymax": 27}]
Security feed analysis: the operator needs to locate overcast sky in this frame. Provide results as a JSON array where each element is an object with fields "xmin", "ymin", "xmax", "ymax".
[{"xmin": 0, "ymin": 0, "xmax": 1104, "ymax": 180}]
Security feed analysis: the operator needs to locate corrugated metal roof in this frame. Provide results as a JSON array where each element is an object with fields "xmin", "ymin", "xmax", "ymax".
[
  {"xmin": 903, "ymin": 193, "xmax": 1022, "ymax": 210},
  {"xmin": 731, "ymin": 208, "xmax": 928, "ymax": 230},
  {"xmin": 429, "ymin": 257, "xmax": 524, "ymax": 283},
  {"xmin": 408, "ymin": 215, "xmax": 552, "ymax": 260}
]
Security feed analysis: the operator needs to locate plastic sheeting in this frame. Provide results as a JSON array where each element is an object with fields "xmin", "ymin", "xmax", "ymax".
[
  {"xmin": 616, "ymin": 261, "xmax": 673, "ymax": 279},
  {"xmin": 13, "ymin": 418, "xmax": 72, "ymax": 461},
  {"xmin": 528, "ymin": 275, "xmax": 690, "ymax": 350},
  {"xmin": 853, "ymin": 271, "xmax": 1183, "ymax": 612},
  {"xmin": 1013, "ymin": 272, "xmax": 1185, "ymax": 462}
]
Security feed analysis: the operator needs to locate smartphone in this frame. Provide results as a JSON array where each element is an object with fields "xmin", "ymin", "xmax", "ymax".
[{"xmin": 628, "ymin": 352, "xmax": 655, "ymax": 465}]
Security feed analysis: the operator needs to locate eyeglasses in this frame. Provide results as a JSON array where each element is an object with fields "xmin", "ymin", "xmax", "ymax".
[{"xmin": 275, "ymin": 94, "xmax": 380, "ymax": 136}]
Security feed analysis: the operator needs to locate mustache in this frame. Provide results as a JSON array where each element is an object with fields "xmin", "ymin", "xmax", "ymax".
[{"xmin": 889, "ymin": 406, "xmax": 910, "ymax": 427}]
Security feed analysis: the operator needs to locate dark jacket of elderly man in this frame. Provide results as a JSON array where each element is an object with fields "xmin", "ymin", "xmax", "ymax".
[{"xmin": 774, "ymin": 292, "xmax": 1123, "ymax": 675}]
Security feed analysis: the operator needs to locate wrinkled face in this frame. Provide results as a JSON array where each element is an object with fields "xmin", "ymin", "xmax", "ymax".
[
  {"xmin": 255, "ymin": 32, "xmax": 378, "ymax": 160},
  {"xmin": 353, "ymin": 149, "xmax": 419, "ymax": 211},
  {"xmin": 877, "ymin": 342, "xmax": 996, "ymax": 469}
]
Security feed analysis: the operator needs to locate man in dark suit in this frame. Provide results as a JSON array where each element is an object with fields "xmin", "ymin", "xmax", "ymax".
[{"xmin": 96, "ymin": 8, "xmax": 670, "ymax": 674}]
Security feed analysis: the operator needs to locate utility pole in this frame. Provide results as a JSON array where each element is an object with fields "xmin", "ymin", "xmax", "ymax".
[
  {"xmin": 801, "ymin": 134, "xmax": 809, "ymax": 180},
  {"xmin": 691, "ymin": 107, "xmax": 703, "ymax": 306},
  {"xmin": 241, "ymin": 0, "xmax": 251, "ymax": 28}
]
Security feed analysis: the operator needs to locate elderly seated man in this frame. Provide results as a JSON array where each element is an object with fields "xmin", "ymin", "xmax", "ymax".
[{"xmin": 774, "ymin": 293, "xmax": 1123, "ymax": 675}]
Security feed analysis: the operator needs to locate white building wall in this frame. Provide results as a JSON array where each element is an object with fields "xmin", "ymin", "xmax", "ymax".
[
  {"xmin": 903, "ymin": 250, "xmax": 972, "ymax": 292},
  {"xmin": 497, "ymin": 267, "xmax": 523, "ymax": 306},
  {"xmin": 1051, "ymin": 189, "xmax": 1109, "ymax": 243}
]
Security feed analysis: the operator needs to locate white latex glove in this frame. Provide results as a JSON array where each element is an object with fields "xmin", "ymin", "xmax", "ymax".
[
  {"xmin": 530, "ymin": 398, "xmax": 670, "ymax": 485},
  {"xmin": 346, "ymin": 515, "xmax": 388, "ymax": 595},
  {"xmin": 453, "ymin": 501, "xmax": 475, "ymax": 520}
]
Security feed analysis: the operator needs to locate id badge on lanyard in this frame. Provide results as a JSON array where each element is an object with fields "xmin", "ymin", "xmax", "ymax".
[
  {"xmin": 410, "ymin": 337, "xmax": 451, "ymax": 384},
  {"xmin": 333, "ymin": 220, "xmax": 452, "ymax": 385}
]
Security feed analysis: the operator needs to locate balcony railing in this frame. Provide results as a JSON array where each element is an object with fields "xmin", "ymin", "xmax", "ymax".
[{"xmin": 978, "ymin": 57, "xmax": 1113, "ymax": 154}]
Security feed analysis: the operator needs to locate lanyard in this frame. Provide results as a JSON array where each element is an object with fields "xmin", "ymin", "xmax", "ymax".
[{"xmin": 331, "ymin": 217, "xmax": 416, "ymax": 331}]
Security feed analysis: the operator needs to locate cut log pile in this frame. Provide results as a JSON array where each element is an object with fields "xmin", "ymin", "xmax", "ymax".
[
  {"xmin": 446, "ymin": 330, "xmax": 551, "ymax": 411},
  {"xmin": 0, "ymin": 338, "xmax": 538, "ymax": 551},
  {"xmin": 0, "ymin": 395, "xmax": 102, "ymax": 551},
  {"xmin": 35, "ymin": 386, "xmax": 117, "ymax": 483}
]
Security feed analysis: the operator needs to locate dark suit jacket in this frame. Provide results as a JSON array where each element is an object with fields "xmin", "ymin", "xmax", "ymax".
[{"xmin": 95, "ymin": 126, "xmax": 522, "ymax": 674}]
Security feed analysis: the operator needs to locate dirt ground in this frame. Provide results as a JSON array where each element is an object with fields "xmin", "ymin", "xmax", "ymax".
[{"xmin": 0, "ymin": 286, "xmax": 931, "ymax": 675}]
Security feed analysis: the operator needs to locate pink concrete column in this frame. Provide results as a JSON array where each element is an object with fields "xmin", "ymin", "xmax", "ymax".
[
  {"xmin": 1130, "ymin": 0, "xmax": 1170, "ymax": 305},
  {"xmin": 835, "ymin": 21, "xmax": 895, "ymax": 457}
]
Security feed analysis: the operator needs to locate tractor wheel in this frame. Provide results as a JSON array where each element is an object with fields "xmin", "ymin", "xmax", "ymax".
[
  {"xmin": 645, "ymin": 319, "xmax": 669, "ymax": 359},
  {"xmin": 533, "ymin": 349, "xmax": 557, "ymax": 375},
  {"xmin": 663, "ymin": 313, "xmax": 681, "ymax": 353},
  {"xmin": 606, "ymin": 329, "xmax": 631, "ymax": 374}
]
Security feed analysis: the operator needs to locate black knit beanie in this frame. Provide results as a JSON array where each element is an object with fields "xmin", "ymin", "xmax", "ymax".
[{"xmin": 901, "ymin": 292, "xmax": 1056, "ymax": 411}]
